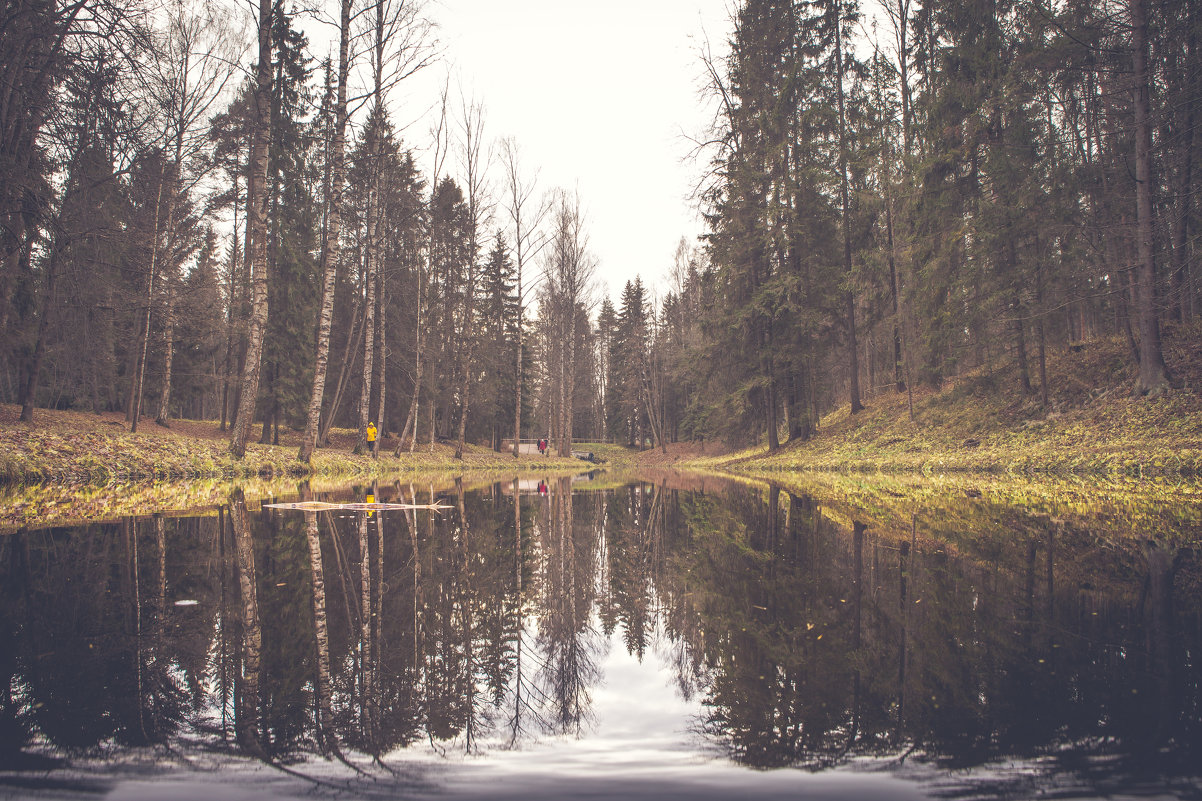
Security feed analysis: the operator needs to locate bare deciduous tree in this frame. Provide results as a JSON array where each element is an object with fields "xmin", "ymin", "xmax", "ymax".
[
  {"xmin": 541, "ymin": 189, "xmax": 595, "ymax": 457},
  {"xmin": 501, "ymin": 137, "xmax": 548, "ymax": 457},
  {"xmin": 453, "ymin": 93, "xmax": 491, "ymax": 460}
]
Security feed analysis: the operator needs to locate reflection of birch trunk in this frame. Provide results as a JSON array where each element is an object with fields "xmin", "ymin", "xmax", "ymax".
[
  {"xmin": 507, "ymin": 477, "xmax": 524, "ymax": 745},
  {"xmin": 849, "ymin": 521, "xmax": 866, "ymax": 748},
  {"xmin": 1046, "ymin": 523, "xmax": 1055, "ymax": 619},
  {"xmin": 127, "ymin": 518, "xmax": 147, "ymax": 742},
  {"xmin": 304, "ymin": 507, "xmax": 336, "ymax": 753},
  {"xmin": 456, "ymin": 478, "xmax": 477, "ymax": 751},
  {"xmin": 896, "ymin": 531, "xmax": 911, "ymax": 742},
  {"xmin": 231, "ymin": 494, "xmax": 264, "ymax": 756},
  {"xmin": 218, "ymin": 506, "xmax": 230, "ymax": 740},
  {"xmin": 358, "ymin": 507, "xmax": 372, "ymax": 739},
  {"xmin": 645, "ymin": 481, "xmax": 664, "ymax": 595},
  {"xmin": 151, "ymin": 515, "xmax": 167, "ymax": 737},
  {"xmin": 404, "ymin": 484, "xmax": 421, "ymax": 672},
  {"xmin": 1025, "ymin": 539, "xmax": 1038, "ymax": 628},
  {"xmin": 372, "ymin": 488, "xmax": 384, "ymax": 736},
  {"xmin": 156, "ymin": 515, "xmax": 167, "ymax": 638},
  {"xmin": 767, "ymin": 485, "xmax": 780, "ymax": 551}
]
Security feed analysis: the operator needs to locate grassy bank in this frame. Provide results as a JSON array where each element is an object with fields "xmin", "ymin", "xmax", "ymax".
[
  {"xmin": 0, "ymin": 404, "xmax": 585, "ymax": 485},
  {"xmin": 690, "ymin": 330, "xmax": 1202, "ymax": 477}
]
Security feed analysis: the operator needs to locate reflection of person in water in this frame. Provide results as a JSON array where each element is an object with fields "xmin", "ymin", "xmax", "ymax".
[{"xmin": 537, "ymin": 480, "xmax": 547, "ymax": 495}]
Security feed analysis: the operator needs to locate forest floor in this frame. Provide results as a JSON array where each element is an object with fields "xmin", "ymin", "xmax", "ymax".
[
  {"xmin": 685, "ymin": 323, "xmax": 1202, "ymax": 478},
  {"xmin": 0, "ymin": 404, "xmax": 586, "ymax": 486}
]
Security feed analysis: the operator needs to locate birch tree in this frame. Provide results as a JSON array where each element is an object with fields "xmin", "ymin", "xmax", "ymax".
[
  {"xmin": 228, "ymin": 0, "xmax": 275, "ymax": 459},
  {"xmin": 298, "ymin": 0, "xmax": 355, "ymax": 462}
]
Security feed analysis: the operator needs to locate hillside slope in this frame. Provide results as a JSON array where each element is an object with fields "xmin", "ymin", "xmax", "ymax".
[{"xmin": 717, "ymin": 327, "xmax": 1202, "ymax": 476}]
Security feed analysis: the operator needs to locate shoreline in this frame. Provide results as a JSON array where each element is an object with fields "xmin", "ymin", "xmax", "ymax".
[{"xmin": 0, "ymin": 404, "xmax": 589, "ymax": 486}]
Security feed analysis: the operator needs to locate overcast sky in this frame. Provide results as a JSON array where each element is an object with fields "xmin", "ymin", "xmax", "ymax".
[{"xmin": 394, "ymin": 0, "xmax": 734, "ymax": 306}]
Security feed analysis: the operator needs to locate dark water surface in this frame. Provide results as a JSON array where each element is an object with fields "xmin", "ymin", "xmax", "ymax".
[{"xmin": 1, "ymin": 474, "xmax": 1200, "ymax": 800}]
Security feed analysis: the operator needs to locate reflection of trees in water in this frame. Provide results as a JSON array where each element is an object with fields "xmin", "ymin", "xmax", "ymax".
[
  {"xmin": 230, "ymin": 492, "xmax": 265, "ymax": 756},
  {"xmin": 656, "ymin": 484, "xmax": 1202, "ymax": 774},
  {"xmin": 0, "ymin": 516, "xmax": 207, "ymax": 761},
  {"xmin": 1, "ymin": 479, "xmax": 1200, "ymax": 786},
  {"xmin": 533, "ymin": 477, "xmax": 603, "ymax": 736}
]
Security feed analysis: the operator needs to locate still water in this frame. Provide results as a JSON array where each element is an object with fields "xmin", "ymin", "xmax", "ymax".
[{"xmin": 1, "ymin": 473, "xmax": 1200, "ymax": 800}]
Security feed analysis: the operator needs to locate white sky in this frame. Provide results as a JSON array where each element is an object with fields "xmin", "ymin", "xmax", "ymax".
[{"xmin": 393, "ymin": 0, "xmax": 734, "ymax": 306}]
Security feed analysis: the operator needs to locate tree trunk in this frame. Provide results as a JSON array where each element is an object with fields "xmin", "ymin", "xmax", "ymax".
[
  {"xmin": 455, "ymin": 261, "xmax": 478, "ymax": 460},
  {"xmin": 1013, "ymin": 300, "xmax": 1031, "ymax": 395},
  {"xmin": 19, "ymin": 240, "xmax": 61, "ymax": 422},
  {"xmin": 0, "ymin": 215, "xmax": 30, "ymax": 336},
  {"xmin": 299, "ymin": 0, "xmax": 352, "ymax": 463},
  {"xmin": 155, "ymin": 151, "xmax": 185, "ymax": 428},
  {"xmin": 1170, "ymin": 17, "xmax": 1197, "ymax": 322},
  {"xmin": 220, "ymin": 224, "xmax": 239, "ymax": 432},
  {"xmin": 229, "ymin": 0, "xmax": 273, "ymax": 459},
  {"xmin": 1131, "ymin": 0, "xmax": 1171, "ymax": 395},
  {"xmin": 130, "ymin": 172, "xmax": 166, "ymax": 432},
  {"xmin": 885, "ymin": 194, "xmax": 905, "ymax": 392},
  {"xmin": 154, "ymin": 263, "xmax": 177, "ymax": 425},
  {"xmin": 513, "ymin": 295, "xmax": 522, "ymax": 457},
  {"xmin": 558, "ymin": 308, "xmax": 573, "ymax": 457},
  {"xmin": 833, "ymin": 0, "xmax": 863, "ymax": 414}
]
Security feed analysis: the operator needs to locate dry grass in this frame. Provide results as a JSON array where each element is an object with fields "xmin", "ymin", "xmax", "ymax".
[
  {"xmin": 692, "ymin": 330, "xmax": 1202, "ymax": 477},
  {"xmin": 0, "ymin": 404, "xmax": 585, "ymax": 486}
]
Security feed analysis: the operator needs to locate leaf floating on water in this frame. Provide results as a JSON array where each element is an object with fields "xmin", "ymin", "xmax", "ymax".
[{"xmin": 174, "ymin": 600, "xmax": 199, "ymax": 606}]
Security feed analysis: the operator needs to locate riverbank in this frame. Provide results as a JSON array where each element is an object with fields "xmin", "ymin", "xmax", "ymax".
[
  {"xmin": 0, "ymin": 404, "xmax": 584, "ymax": 485},
  {"xmin": 684, "ymin": 331, "xmax": 1202, "ymax": 477}
]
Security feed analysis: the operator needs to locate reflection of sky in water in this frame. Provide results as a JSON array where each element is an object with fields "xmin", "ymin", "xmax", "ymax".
[{"xmin": 377, "ymin": 613, "xmax": 932, "ymax": 800}]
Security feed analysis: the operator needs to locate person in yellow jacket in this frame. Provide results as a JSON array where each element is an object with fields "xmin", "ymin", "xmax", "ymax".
[{"xmin": 366, "ymin": 422, "xmax": 377, "ymax": 452}]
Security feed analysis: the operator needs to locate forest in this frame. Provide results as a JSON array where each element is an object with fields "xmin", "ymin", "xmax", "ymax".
[{"xmin": 1, "ymin": 0, "xmax": 1199, "ymax": 464}]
